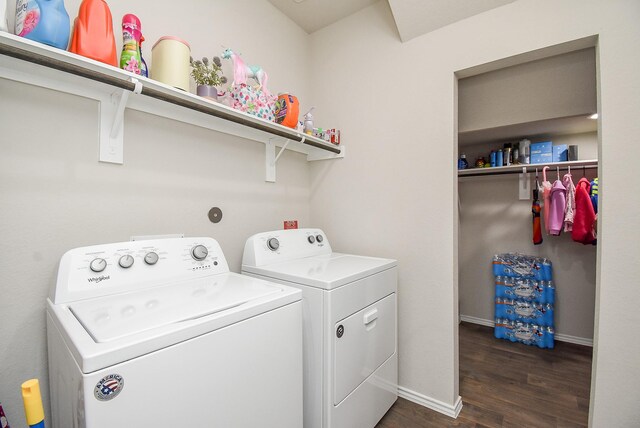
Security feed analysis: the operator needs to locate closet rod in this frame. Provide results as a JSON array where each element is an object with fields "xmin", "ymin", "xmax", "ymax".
[{"xmin": 458, "ymin": 161, "xmax": 598, "ymax": 178}]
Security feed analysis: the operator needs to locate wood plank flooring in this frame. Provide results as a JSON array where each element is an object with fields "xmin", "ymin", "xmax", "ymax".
[{"xmin": 376, "ymin": 322, "xmax": 592, "ymax": 427}]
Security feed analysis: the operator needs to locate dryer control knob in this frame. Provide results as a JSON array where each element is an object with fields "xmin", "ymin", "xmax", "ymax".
[
  {"xmin": 119, "ymin": 255, "xmax": 134, "ymax": 269},
  {"xmin": 191, "ymin": 245, "xmax": 209, "ymax": 261},
  {"xmin": 267, "ymin": 238, "xmax": 280, "ymax": 251},
  {"xmin": 144, "ymin": 252, "xmax": 159, "ymax": 265},
  {"xmin": 89, "ymin": 258, "xmax": 107, "ymax": 273},
  {"xmin": 307, "ymin": 235, "xmax": 316, "ymax": 244},
  {"xmin": 316, "ymin": 235, "xmax": 324, "ymax": 243}
]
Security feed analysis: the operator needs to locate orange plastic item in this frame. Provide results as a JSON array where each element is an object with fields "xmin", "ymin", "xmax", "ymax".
[
  {"xmin": 69, "ymin": 0, "xmax": 117, "ymax": 66},
  {"xmin": 274, "ymin": 93, "xmax": 300, "ymax": 129}
]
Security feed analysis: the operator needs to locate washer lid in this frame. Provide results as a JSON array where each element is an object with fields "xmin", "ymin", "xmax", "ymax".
[
  {"xmin": 68, "ymin": 274, "xmax": 281, "ymax": 343},
  {"xmin": 242, "ymin": 253, "xmax": 397, "ymax": 290}
]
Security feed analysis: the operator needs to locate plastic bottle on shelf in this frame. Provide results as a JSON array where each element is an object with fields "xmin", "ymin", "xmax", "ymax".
[
  {"xmin": 458, "ymin": 154, "xmax": 468, "ymax": 170},
  {"xmin": 120, "ymin": 14, "xmax": 143, "ymax": 75},
  {"xmin": 15, "ymin": 0, "xmax": 71, "ymax": 49},
  {"xmin": 303, "ymin": 107, "xmax": 314, "ymax": 135},
  {"xmin": 1, "ymin": 0, "xmax": 8, "ymax": 32},
  {"xmin": 496, "ymin": 149, "xmax": 503, "ymax": 167}
]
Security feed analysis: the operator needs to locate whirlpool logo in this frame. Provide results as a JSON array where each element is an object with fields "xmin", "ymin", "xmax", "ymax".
[{"xmin": 87, "ymin": 275, "xmax": 110, "ymax": 284}]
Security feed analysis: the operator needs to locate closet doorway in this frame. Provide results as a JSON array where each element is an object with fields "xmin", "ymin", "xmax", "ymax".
[{"xmin": 455, "ymin": 38, "xmax": 599, "ymax": 426}]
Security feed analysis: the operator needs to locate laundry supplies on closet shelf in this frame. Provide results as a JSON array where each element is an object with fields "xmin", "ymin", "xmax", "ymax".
[{"xmin": 493, "ymin": 253, "xmax": 555, "ymax": 348}]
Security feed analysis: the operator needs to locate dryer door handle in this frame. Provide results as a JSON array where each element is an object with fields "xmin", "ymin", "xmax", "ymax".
[{"xmin": 363, "ymin": 308, "xmax": 378, "ymax": 325}]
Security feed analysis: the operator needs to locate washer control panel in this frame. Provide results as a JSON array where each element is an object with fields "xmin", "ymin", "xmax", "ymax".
[
  {"xmin": 52, "ymin": 237, "xmax": 230, "ymax": 304},
  {"xmin": 242, "ymin": 228, "xmax": 332, "ymax": 267}
]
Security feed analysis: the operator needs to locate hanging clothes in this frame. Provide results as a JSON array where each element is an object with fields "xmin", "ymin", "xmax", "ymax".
[
  {"xmin": 572, "ymin": 177, "xmax": 597, "ymax": 245},
  {"xmin": 541, "ymin": 166, "xmax": 552, "ymax": 235},
  {"xmin": 563, "ymin": 170, "xmax": 576, "ymax": 232},
  {"xmin": 532, "ymin": 186, "xmax": 543, "ymax": 245},
  {"xmin": 590, "ymin": 177, "xmax": 599, "ymax": 213},
  {"xmin": 548, "ymin": 172, "xmax": 566, "ymax": 236}
]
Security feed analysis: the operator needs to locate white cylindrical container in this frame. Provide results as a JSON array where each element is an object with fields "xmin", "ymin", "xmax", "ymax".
[
  {"xmin": 151, "ymin": 36, "xmax": 191, "ymax": 91},
  {"xmin": 1, "ymin": 0, "xmax": 8, "ymax": 32},
  {"xmin": 519, "ymin": 138, "xmax": 531, "ymax": 164}
]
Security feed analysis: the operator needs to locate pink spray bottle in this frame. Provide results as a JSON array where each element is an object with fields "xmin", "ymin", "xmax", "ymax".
[{"xmin": 119, "ymin": 14, "xmax": 145, "ymax": 75}]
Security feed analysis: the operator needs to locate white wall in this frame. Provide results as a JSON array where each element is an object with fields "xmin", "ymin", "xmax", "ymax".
[
  {"xmin": 459, "ymin": 133, "xmax": 598, "ymax": 341},
  {"xmin": 0, "ymin": 1, "xmax": 311, "ymax": 426},
  {"xmin": 308, "ymin": 0, "xmax": 640, "ymax": 425},
  {"xmin": 458, "ymin": 48, "xmax": 597, "ymax": 132}
]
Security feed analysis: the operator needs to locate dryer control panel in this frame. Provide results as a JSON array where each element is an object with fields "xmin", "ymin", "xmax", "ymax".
[
  {"xmin": 52, "ymin": 237, "xmax": 230, "ymax": 304},
  {"xmin": 242, "ymin": 228, "xmax": 332, "ymax": 267}
]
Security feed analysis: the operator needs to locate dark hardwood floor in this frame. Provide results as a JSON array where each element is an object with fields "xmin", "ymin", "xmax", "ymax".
[{"xmin": 377, "ymin": 322, "xmax": 592, "ymax": 427}]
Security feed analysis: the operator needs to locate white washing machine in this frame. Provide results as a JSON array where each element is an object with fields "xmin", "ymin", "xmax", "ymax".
[
  {"xmin": 47, "ymin": 237, "xmax": 303, "ymax": 428},
  {"xmin": 242, "ymin": 228, "xmax": 397, "ymax": 428}
]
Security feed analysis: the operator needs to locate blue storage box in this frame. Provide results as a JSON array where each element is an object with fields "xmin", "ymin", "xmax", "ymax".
[
  {"xmin": 531, "ymin": 141, "xmax": 552, "ymax": 164},
  {"xmin": 553, "ymin": 144, "xmax": 568, "ymax": 162}
]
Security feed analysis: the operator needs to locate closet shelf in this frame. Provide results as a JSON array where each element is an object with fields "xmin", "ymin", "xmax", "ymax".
[
  {"xmin": 458, "ymin": 159, "xmax": 598, "ymax": 178},
  {"xmin": 0, "ymin": 32, "xmax": 343, "ymax": 182}
]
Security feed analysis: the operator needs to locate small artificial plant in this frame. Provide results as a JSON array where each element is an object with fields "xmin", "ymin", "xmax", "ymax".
[{"xmin": 189, "ymin": 56, "xmax": 228, "ymax": 87}]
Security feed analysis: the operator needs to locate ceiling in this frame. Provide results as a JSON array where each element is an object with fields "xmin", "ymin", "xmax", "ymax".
[
  {"xmin": 267, "ymin": 0, "xmax": 379, "ymax": 34},
  {"xmin": 268, "ymin": 0, "xmax": 517, "ymax": 41}
]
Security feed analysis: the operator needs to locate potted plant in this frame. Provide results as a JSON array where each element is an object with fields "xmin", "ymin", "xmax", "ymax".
[{"xmin": 190, "ymin": 55, "xmax": 227, "ymax": 101}]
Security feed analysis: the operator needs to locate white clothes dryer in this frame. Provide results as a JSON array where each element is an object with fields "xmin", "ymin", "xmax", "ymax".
[
  {"xmin": 47, "ymin": 237, "xmax": 303, "ymax": 428},
  {"xmin": 242, "ymin": 228, "xmax": 398, "ymax": 428}
]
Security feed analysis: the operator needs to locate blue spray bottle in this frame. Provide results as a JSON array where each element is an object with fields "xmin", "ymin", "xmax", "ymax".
[{"xmin": 15, "ymin": 0, "xmax": 70, "ymax": 50}]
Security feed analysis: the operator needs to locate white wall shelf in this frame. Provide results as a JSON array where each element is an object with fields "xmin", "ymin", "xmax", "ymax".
[
  {"xmin": 458, "ymin": 159, "xmax": 598, "ymax": 178},
  {"xmin": 0, "ymin": 32, "xmax": 344, "ymax": 182}
]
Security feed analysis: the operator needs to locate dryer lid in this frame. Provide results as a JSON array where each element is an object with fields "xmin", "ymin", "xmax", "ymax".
[
  {"xmin": 68, "ymin": 274, "xmax": 282, "ymax": 343},
  {"xmin": 243, "ymin": 253, "xmax": 397, "ymax": 290}
]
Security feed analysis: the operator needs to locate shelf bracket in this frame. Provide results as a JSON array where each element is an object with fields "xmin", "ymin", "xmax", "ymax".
[
  {"xmin": 265, "ymin": 138, "xmax": 291, "ymax": 183},
  {"xmin": 99, "ymin": 77, "xmax": 143, "ymax": 164}
]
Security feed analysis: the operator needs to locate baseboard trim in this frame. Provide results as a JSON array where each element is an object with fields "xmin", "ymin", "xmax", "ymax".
[
  {"xmin": 398, "ymin": 386, "xmax": 463, "ymax": 418},
  {"xmin": 460, "ymin": 315, "xmax": 593, "ymax": 347},
  {"xmin": 459, "ymin": 314, "xmax": 494, "ymax": 327}
]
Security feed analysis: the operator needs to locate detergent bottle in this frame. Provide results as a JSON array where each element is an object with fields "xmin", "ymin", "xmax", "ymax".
[
  {"xmin": 120, "ymin": 14, "xmax": 143, "ymax": 75},
  {"xmin": 303, "ymin": 107, "xmax": 315, "ymax": 135},
  {"xmin": 15, "ymin": 0, "xmax": 70, "ymax": 49},
  {"xmin": 69, "ymin": 0, "xmax": 117, "ymax": 66}
]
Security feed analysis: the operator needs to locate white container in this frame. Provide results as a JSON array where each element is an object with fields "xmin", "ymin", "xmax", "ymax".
[
  {"xmin": 0, "ymin": 0, "xmax": 8, "ymax": 32},
  {"xmin": 151, "ymin": 36, "xmax": 191, "ymax": 91},
  {"xmin": 519, "ymin": 138, "xmax": 531, "ymax": 164}
]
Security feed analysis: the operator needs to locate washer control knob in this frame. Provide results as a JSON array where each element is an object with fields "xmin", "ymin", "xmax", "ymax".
[
  {"xmin": 144, "ymin": 252, "xmax": 159, "ymax": 265},
  {"xmin": 267, "ymin": 238, "xmax": 280, "ymax": 251},
  {"xmin": 307, "ymin": 235, "xmax": 316, "ymax": 244},
  {"xmin": 316, "ymin": 235, "xmax": 324, "ymax": 243},
  {"xmin": 191, "ymin": 245, "xmax": 209, "ymax": 261},
  {"xmin": 118, "ymin": 255, "xmax": 135, "ymax": 269},
  {"xmin": 89, "ymin": 258, "xmax": 107, "ymax": 273}
]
